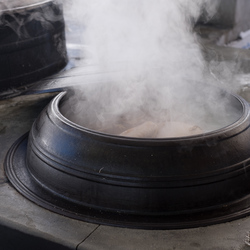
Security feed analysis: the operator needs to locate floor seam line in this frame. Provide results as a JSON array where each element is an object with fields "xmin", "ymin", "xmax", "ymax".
[{"xmin": 76, "ymin": 224, "xmax": 100, "ymax": 250}]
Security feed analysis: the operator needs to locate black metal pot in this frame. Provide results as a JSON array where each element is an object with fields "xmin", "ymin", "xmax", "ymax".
[
  {"xmin": 5, "ymin": 90, "xmax": 250, "ymax": 229},
  {"xmin": 0, "ymin": 0, "xmax": 67, "ymax": 91}
]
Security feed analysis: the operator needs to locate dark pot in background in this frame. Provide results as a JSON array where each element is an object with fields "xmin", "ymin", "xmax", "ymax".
[
  {"xmin": 0, "ymin": 0, "xmax": 67, "ymax": 91},
  {"xmin": 5, "ymin": 90, "xmax": 250, "ymax": 229}
]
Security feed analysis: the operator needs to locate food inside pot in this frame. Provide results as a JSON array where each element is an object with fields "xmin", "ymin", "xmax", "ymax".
[
  {"xmin": 119, "ymin": 121, "xmax": 202, "ymax": 138},
  {"xmin": 60, "ymin": 84, "xmax": 243, "ymax": 139}
]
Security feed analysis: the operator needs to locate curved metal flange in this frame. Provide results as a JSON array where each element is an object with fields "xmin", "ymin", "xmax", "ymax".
[{"xmin": 4, "ymin": 133, "xmax": 250, "ymax": 230}]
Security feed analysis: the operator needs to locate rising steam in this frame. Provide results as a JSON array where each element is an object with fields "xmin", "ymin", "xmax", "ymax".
[{"xmin": 61, "ymin": 0, "xmax": 241, "ymax": 138}]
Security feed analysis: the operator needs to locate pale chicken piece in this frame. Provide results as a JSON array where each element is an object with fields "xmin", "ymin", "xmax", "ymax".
[
  {"xmin": 120, "ymin": 121, "xmax": 159, "ymax": 138},
  {"xmin": 157, "ymin": 122, "xmax": 202, "ymax": 138}
]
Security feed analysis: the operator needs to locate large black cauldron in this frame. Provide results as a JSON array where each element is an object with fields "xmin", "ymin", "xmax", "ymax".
[
  {"xmin": 0, "ymin": 0, "xmax": 67, "ymax": 91},
  {"xmin": 5, "ymin": 90, "xmax": 250, "ymax": 229}
]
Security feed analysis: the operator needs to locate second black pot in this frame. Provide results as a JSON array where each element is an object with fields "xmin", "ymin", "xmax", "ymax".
[{"xmin": 0, "ymin": 0, "xmax": 68, "ymax": 91}]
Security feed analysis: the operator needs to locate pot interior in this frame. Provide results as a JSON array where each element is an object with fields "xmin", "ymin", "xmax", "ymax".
[{"xmin": 60, "ymin": 84, "xmax": 243, "ymax": 138}]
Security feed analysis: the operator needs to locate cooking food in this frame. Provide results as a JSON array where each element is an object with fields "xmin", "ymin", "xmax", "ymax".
[
  {"xmin": 119, "ymin": 120, "xmax": 202, "ymax": 138},
  {"xmin": 156, "ymin": 122, "xmax": 202, "ymax": 138},
  {"xmin": 120, "ymin": 121, "xmax": 159, "ymax": 138}
]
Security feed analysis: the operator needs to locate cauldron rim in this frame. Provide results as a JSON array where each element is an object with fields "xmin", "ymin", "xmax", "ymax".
[
  {"xmin": 0, "ymin": 0, "xmax": 52, "ymax": 14},
  {"xmin": 5, "ymin": 89, "xmax": 250, "ymax": 229},
  {"xmin": 55, "ymin": 91, "xmax": 248, "ymax": 143}
]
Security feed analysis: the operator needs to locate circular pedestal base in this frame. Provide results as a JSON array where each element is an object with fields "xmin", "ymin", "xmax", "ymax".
[{"xmin": 5, "ymin": 133, "xmax": 250, "ymax": 230}]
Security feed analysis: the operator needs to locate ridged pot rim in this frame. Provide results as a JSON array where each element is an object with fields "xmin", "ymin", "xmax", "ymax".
[
  {"xmin": 5, "ymin": 89, "xmax": 250, "ymax": 229},
  {"xmin": 52, "ymin": 91, "xmax": 250, "ymax": 145},
  {"xmin": 0, "ymin": 0, "xmax": 53, "ymax": 14}
]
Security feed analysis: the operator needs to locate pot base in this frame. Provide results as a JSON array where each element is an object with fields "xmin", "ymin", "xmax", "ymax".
[{"xmin": 5, "ymin": 133, "xmax": 250, "ymax": 230}]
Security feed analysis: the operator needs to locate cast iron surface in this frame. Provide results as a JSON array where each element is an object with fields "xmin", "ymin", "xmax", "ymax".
[
  {"xmin": 4, "ymin": 91, "xmax": 250, "ymax": 229},
  {"xmin": 0, "ymin": 0, "xmax": 68, "ymax": 91}
]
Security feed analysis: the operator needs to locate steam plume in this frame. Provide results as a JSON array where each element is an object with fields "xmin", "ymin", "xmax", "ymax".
[{"xmin": 61, "ymin": 1, "xmax": 241, "ymax": 137}]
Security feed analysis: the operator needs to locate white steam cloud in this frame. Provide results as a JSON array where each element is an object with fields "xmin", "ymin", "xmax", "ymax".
[{"xmin": 61, "ymin": 0, "xmax": 241, "ymax": 138}]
